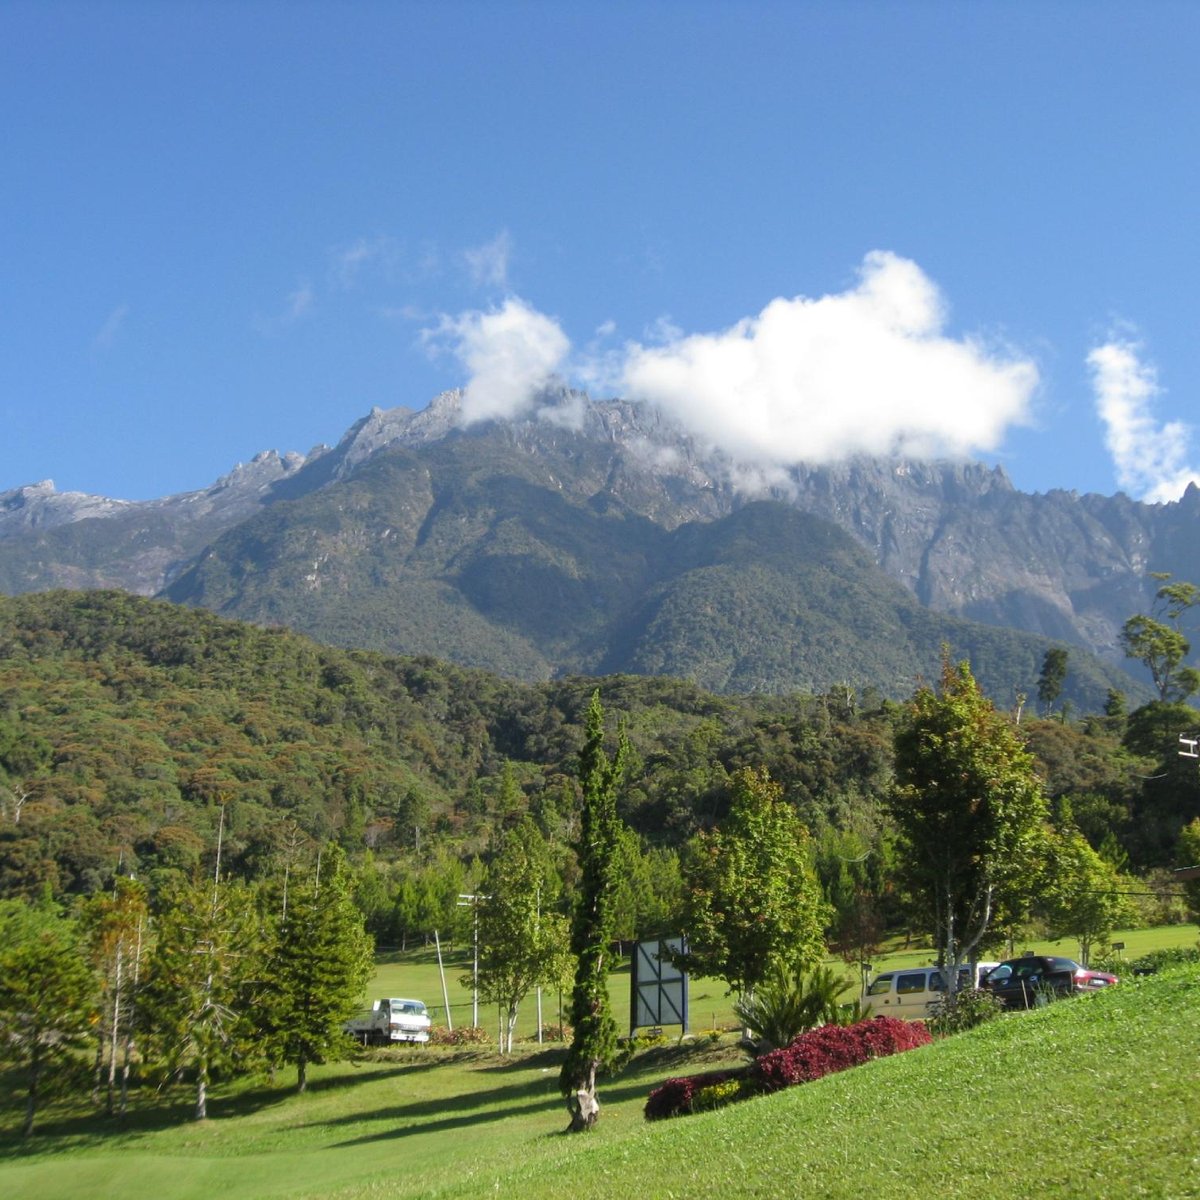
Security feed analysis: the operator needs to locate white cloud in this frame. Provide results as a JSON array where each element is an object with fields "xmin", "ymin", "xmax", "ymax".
[
  {"xmin": 1088, "ymin": 338, "xmax": 1200, "ymax": 502},
  {"xmin": 426, "ymin": 253, "xmax": 1042, "ymax": 482},
  {"xmin": 463, "ymin": 231, "xmax": 513, "ymax": 290},
  {"xmin": 285, "ymin": 283, "xmax": 315, "ymax": 321},
  {"xmin": 619, "ymin": 251, "xmax": 1039, "ymax": 467},
  {"xmin": 91, "ymin": 303, "xmax": 130, "ymax": 351},
  {"xmin": 425, "ymin": 297, "xmax": 569, "ymax": 424},
  {"xmin": 330, "ymin": 236, "xmax": 400, "ymax": 288},
  {"xmin": 254, "ymin": 283, "xmax": 315, "ymax": 335}
]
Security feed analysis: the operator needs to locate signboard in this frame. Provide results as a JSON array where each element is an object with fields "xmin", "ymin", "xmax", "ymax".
[{"xmin": 630, "ymin": 937, "xmax": 688, "ymax": 1035}]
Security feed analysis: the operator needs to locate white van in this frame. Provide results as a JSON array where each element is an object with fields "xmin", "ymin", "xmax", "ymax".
[{"xmin": 861, "ymin": 962, "xmax": 999, "ymax": 1020}]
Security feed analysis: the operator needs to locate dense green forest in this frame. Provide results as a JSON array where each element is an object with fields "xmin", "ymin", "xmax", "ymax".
[{"xmin": 1, "ymin": 590, "xmax": 1197, "ymax": 946}]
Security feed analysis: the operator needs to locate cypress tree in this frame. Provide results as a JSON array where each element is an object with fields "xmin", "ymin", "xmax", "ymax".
[{"xmin": 559, "ymin": 691, "xmax": 625, "ymax": 1132}]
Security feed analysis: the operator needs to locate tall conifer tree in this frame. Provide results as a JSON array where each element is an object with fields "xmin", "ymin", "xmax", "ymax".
[
  {"xmin": 263, "ymin": 845, "xmax": 374, "ymax": 1092},
  {"xmin": 560, "ymin": 691, "xmax": 625, "ymax": 1132}
]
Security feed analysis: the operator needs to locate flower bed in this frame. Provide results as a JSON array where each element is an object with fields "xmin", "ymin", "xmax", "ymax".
[
  {"xmin": 752, "ymin": 1015, "xmax": 930, "ymax": 1093},
  {"xmin": 644, "ymin": 1017, "xmax": 930, "ymax": 1120},
  {"xmin": 644, "ymin": 1068, "xmax": 748, "ymax": 1121}
]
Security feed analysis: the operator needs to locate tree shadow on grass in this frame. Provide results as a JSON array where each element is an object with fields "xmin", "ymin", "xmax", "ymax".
[
  {"xmin": 475, "ymin": 1046, "xmax": 565, "ymax": 1073},
  {"xmin": 324, "ymin": 1066, "xmax": 676, "ymax": 1148},
  {"xmin": 0, "ymin": 1057, "xmax": 453, "ymax": 1150},
  {"xmin": 316, "ymin": 1049, "xmax": 715, "ymax": 1148}
]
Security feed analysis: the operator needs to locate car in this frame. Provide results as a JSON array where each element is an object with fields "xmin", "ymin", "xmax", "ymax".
[
  {"xmin": 981, "ymin": 956, "xmax": 1118, "ymax": 1009},
  {"xmin": 861, "ymin": 961, "xmax": 999, "ymax": 1020}
]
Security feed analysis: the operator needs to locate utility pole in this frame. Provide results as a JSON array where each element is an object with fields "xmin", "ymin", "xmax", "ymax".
[{"xmin": 456, "ymin": 893, "xmax": 490, "ymax": 1028}]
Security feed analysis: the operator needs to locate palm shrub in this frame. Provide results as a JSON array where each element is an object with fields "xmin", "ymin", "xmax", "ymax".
[{"xmin": 733, "ymin": 962, "xmax": 853, "ymax": 1055}]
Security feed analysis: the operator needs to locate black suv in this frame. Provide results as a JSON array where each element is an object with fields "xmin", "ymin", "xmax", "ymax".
[{"xmin": 982, "ymin": 956, "xmax": 1118, "ymax": 1009}]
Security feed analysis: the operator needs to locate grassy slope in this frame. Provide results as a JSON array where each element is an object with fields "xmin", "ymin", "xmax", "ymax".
[{"xmin": 3, "ymin": 962, "xmax": 1197, "ymax": 1199}]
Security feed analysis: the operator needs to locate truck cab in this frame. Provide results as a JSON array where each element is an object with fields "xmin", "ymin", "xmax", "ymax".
[{"xmin": 345, "ymin": 997, "xmax": 432, "ymax": 1044}]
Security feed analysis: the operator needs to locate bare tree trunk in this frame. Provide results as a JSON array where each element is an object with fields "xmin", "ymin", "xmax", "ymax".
[
  {"xmin": 566, "ymin": 1062, "xmax": 599, "ymax": 1132},
  {"xmin": 297, "ymin": 1056, "xmax": 308, "ymax": 1094},
  {"xmin": 119, "ymin": 1039, "xmax": 135, "ymax": 1118},
  {"xmin": 195, "ymin": 1054, "xmax": 208, "ymax": 1121},
  {"xmin": 119, "ymin": 917, "xmax": 144, "ymax": 1119},
  {"xmin": 106, "ymin": 943, "xmax": 124, "ymax": 1115}
]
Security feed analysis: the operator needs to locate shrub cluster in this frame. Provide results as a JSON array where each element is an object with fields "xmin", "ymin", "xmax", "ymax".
[
  {"xmin": 926, "ymin": 987, "xmax": 1004, "ymax": 1037},
  {"xmin": 644, "ymin": 1068, "xmax": 748, "ymax": 1121},
  {"xmin": 1130, "ymin": 946, "xmax": 1200, "ymax": 975},
  {"xmin": 428, "ymin": 1025, "xmax": 492, "ymax": 1046},
  {"xmin": 644, "ymin": 1017, "xmax": 931, "ymax": 1119},
  {"xmin": 751, "ymin": 1017, "xmax": 931, "ymax": 1093},
  {"xmin": 691, "ymin": 1077, "xmax": 747, "ymax": 1112}
]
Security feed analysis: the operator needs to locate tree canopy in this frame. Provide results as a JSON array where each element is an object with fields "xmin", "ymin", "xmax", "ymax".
[
  {"xmin": 679, "ymin": 766, "xmax": 830, "ymax": 999},
  {"xmin": 890, "ymin": 656, "xmax": 1048, "ymax": 983}
]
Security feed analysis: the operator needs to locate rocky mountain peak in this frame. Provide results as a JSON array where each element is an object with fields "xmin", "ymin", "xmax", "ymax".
[{"xmin": 0, "ymin": 479, "xmax": 133, "ymax": 537}]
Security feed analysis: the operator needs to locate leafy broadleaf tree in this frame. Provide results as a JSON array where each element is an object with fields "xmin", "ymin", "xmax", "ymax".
[
  {"xmin": 1039, "ymin": 827, "xmax": 1136, "ymax": 965},
  {"xmin": 470, "ymin": 816, "xmax": 567, "ymax": 1054},
  {"xmin": 0, "ymin": 898, "xmax": 98, "ymax": 1136},
  {"xmin": 262, "ymin": 845, "xmax": 374, "ymax": 1091},
  {"xmin": 1177, "ymin": 818, "xmax": 1200, "ymax": 922},
  {"xmin": 1120, "ymin": 576, "xmax": 1200, "ymax": 703},
  {"xmin": 560, "ymin": 691, "xmax": 626, "ymax": 1133},
  {"xmin": 144, "ymin": 877, "xmax": 260, "ymax": 1120},
  {"xmin": 890, "ymin": 655, "xmax": 1048, "ymax": 1007},
  {"xmin": 679, "ymin": 766, "xmax": 830, "ymax": 1004}
]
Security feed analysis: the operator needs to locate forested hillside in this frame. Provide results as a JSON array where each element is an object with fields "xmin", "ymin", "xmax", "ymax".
[{"xmin": 2, "ymin": 591, "xmax": 1196, "ymax": 938}]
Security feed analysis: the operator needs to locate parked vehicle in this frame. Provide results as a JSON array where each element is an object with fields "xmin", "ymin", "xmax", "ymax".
[
  {"xmin": 861, "ymin": 962, "xmax": 999, "ymax": 1020},
  {"xmin": 981, "ymin": 956, "xmax": 1118, "ymax": 1009},
  {"xmin": 344, "ymin": 997, "xmax": 432, "ymax": 1044}
]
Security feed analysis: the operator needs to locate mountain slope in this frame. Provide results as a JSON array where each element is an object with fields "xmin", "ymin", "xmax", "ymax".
[
  {"xmin": 3, "ymin": 390, "xmax": 1196, "ymax": 702},
  {"xmin": 163, "ymin": 444, "xmax": 1137, "ymax": 705}
]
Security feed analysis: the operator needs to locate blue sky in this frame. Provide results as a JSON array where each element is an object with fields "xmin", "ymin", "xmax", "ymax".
[{"xmin": 3, "ymin": 0, "xmax": 1200, "ymax": 503}]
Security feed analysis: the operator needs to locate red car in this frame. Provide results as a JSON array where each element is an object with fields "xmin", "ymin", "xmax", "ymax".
[{"xmin": 982, "ymin": 956, "xmax": 1118, "ymax": 1009}]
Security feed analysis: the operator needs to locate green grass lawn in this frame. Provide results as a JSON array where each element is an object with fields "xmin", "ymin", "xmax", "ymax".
[{"xmin": 2, "ymin": 926, "xmax": 1197, "ymax": 1199}]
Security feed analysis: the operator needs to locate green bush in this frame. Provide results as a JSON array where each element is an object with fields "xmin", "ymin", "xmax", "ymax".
[
  {"xmin": 428, "ymin": 1025, "xmax": 491, "ymax": 1046},
  {"xmin": 1130, "ymin": 946, "xmax": 1200, "ymax": 975},
  {"xmin": 926, "ymin": 987, "xmax": 1004, "ymax": 1036}
]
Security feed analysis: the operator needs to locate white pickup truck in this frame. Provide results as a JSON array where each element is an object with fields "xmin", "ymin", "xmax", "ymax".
[{"xmin": 345, "ymin": 997, "xmax": 432, "ymax": 1045}]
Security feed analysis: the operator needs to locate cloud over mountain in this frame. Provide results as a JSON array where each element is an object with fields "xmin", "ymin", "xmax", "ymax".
[
  {"xmin": 619, "ymin": 251, "xmax": 1038, "ymax": 466},
  {"xmin": 431, "ymin": 252, "xmax": 1040, "ymax": 472}
]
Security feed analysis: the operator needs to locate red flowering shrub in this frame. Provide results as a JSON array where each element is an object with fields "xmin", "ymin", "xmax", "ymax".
[
  {"xmin": 644, "ymin": 1069, "xmax": 747, "ymax": 1121},
  {"xmin": 643, "ymin": 1017, "xmax": 930, "ymax": 1120},
  {"xmin": 752, "ymin": 1016, "xmax": 930, "ymax": 1093}
]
